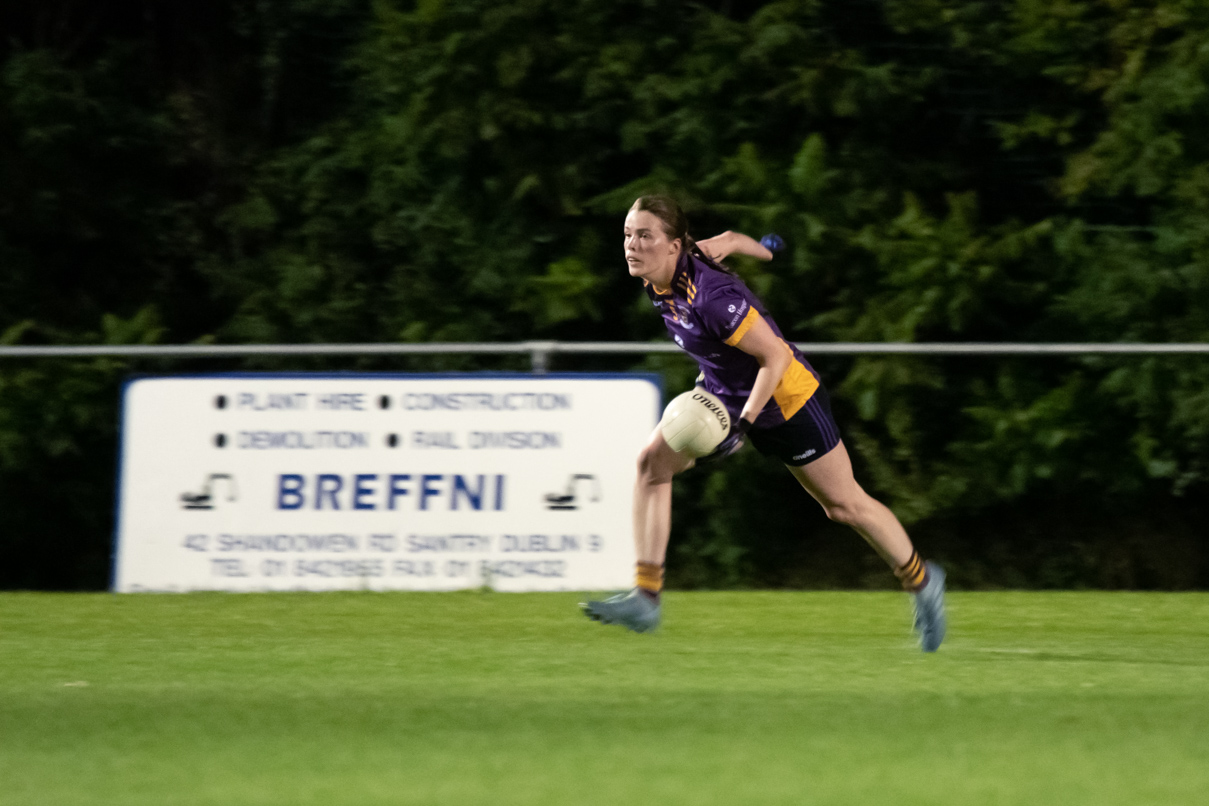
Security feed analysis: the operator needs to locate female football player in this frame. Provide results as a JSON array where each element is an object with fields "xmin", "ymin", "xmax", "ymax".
[{"xmin": 582, "ymin": 195, "xmax": 946, "ymax": 651}]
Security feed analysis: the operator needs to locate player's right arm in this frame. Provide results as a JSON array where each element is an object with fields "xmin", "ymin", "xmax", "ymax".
[
  {"xmin": 696, "ymin": 231, "xmax": 774, "ymax": 262},
  {"xmin": 731, "ymin": 313, "xmax": 791, "ymax": 425}
]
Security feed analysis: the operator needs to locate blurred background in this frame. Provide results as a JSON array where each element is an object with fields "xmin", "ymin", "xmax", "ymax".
[{"xmin": 2, "ymin": 0, "xmax": 1207, "ymax": 591}]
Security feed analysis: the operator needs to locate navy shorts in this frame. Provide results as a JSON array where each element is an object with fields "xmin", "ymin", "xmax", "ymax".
[{"xmin": 747, "ymin": 383, "xmax": 842, "ymax": 466}]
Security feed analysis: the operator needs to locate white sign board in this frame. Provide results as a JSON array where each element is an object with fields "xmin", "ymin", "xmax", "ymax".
[{"xmin": 113, "ymin": 374, "xmax": 661, "ymax": 592}]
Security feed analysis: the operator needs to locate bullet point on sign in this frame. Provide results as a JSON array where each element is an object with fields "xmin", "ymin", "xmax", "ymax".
[
  {"xmin": 214, "ymin": 433, "xmax": 227, "ymax": 448},
  {"xmin": 386, "ymin": 433, "xmax": 399, "ymax": 448},
  {"xmin": 379, "ymin": 395, "xmax": 391, "ymax": 409},
  {"xmin": 215, "ymin": 395, "xmax": 227, "ymax": 409}
]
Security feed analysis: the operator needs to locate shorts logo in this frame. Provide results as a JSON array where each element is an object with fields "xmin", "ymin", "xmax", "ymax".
[
  {"xmin": 728, "ymin": 305, "xmax": 736, "ymax": 313},
  {"xmin": 793, "ymin": 449, "xmax": 817, "ymax": 460}
]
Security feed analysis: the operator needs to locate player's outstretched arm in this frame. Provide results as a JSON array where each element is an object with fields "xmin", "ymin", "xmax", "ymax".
[{"xmin": 697, "ymin": 230, "xmax": 774, "ymax": 262}]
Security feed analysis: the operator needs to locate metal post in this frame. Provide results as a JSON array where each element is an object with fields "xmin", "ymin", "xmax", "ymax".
[{"xmin": 527, "ymin": 341, "xmax": 556, "ymax": 374}]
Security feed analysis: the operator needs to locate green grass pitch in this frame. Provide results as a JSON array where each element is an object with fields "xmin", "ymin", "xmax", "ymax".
[{"xmin": 2, "ymin": 590, "xmax": 1207, "ymax": 805}]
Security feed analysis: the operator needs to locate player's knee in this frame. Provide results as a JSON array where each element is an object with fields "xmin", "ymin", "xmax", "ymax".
[
  {"xmin": 637, "ymin": 444, "xmax": 678, "ymax": 486},
  {"xmin": 823, "ymin": 498, "xmax": 865, "ymax": 528}
]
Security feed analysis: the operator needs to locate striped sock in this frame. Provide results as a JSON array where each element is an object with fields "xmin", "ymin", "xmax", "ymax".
[
  {"xmin": 894, "ymin": 551, "xmax": 928, "ymax": 592},
  {"xmin": 636, "ymin": 562, "xmax": 664, "ymax": 603}
]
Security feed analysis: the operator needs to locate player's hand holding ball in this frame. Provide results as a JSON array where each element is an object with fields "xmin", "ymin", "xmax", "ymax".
[{"xmin": 695, "ymin": 416, "xmax": 751, "ymax": 464}]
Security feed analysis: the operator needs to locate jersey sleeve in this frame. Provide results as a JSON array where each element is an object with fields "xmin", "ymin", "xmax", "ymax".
[{"xmin": 698, "ymin": 282, "xmax": 762, "ymax": 346}]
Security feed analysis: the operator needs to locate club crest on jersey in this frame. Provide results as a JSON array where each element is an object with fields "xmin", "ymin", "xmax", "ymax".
[{"xmin": 665, "ymin": 301, "xmax": 694, "ymax": 329}]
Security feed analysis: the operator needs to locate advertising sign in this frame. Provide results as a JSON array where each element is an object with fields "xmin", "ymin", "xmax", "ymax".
[{"xmin": 113, "ymin": 374, "xmax": 661, "ymax": 592}]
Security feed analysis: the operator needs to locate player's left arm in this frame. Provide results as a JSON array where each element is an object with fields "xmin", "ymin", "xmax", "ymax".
[
  {"xmin": 697, "ymin": 231, "xmax": 774, "ymax": 262},
  {"xmin": 733, "ymin": 314, "xmax": 791, "ymax": 426}
]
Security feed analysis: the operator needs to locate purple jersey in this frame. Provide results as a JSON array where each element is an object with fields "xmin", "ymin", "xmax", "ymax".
[{"xmin": 645, "ymin": 251, "xmax": 820, "ymax": 428}]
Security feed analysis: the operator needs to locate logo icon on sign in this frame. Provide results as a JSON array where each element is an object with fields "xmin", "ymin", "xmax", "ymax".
[
  {"xmin": 180, "ymin": 474, "xmax": 238, "ymax": 510},
  {"xmin": 544, "ymin": 474, "xmax": 601, "ymax": 510}
]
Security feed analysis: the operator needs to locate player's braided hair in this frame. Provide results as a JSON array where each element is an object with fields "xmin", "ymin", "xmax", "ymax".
[{"xmin": 631, "ymin": 195, "xmax": 736, "ymax": 275}]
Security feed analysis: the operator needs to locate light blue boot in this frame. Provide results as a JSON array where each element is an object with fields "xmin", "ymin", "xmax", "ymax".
[
  {"xmin": 581, "ymin": 589, "xmax": 661, "ymax": 633},
  {"xmin": 913, "ymin": 562, "xmax": 947, "ymax": 652}
]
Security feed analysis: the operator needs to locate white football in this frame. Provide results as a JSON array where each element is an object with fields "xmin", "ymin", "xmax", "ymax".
[{"xmin": 658, "ymin": 389, "xmax": 731, "ymax": 457}]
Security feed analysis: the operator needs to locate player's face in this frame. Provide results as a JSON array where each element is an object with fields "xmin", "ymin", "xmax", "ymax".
[{"xmin": 624, "ymin": 209, "xmax": 681, "ymax": 286}]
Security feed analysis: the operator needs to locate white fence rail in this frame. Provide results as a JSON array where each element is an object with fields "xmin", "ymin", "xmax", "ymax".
[{"xmin": 2, "ymin": 341, "xmax": 1208, "ymax": 373}]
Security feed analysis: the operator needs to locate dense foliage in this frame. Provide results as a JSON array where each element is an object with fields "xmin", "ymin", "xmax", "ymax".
[{"xmin": 3, "ymin": 0, "xmax": 1208, "ymax": 589}]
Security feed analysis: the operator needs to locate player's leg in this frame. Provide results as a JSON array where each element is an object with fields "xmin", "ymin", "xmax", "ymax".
[
  {"xmin": 785, "ymin": 441, "xmax": 912, "ymax": 567},
  {"xmin": 749, "ymin": 380, "xmax": 946, "ymax": 651},
  {"xmin": 581, "ymin": 429, "xmax": 693, "ymax": 632},
  {"xmin": 633, "ymin": 429, "xmax": 695, "ymax": 569},
  {"xmin": 786, "ymin": 443, "xmax": 946, "ymax": 651}
]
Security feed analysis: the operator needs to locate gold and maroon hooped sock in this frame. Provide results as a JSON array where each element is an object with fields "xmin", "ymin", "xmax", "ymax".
[
  {"xmin": 894, "ymin": 551, "xmax": 928, "ymax": 592},
  {"xmin": 636, "ymin": 562, "xmax": 664, "ymax": 603}
]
